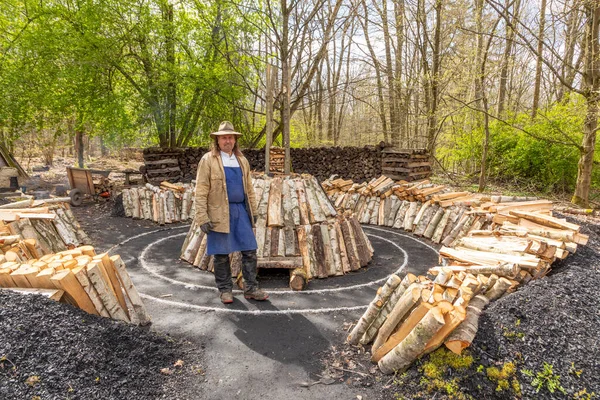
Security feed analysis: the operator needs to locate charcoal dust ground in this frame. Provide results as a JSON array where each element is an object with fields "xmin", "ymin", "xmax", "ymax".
[
  {"xmin": 0, "ymin": 291, "xmax": 205, "ymax": 400},
  {"xmin": 2, "ymin": 198, "xmax": 600, "ymax": 399}
]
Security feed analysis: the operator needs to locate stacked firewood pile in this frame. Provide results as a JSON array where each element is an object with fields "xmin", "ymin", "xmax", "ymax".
[
  {"xmin": 0, "ymin": 243, "xmax": 150, "ymax": 325},
  {"xmin": 0, "ymin": 197, "xmax": 148, "ymax": 324},
  {"xmin": 381, "ymin": 149, "xmax": 431, "ymax": 181},
  {"xmin": 180, "ymin": 173, "xmax": 374, "ymax": 290},
  {"xmin": 268, "ymin": 147, "xmax": 285, "ymax": 173},
  {"xmin": 93, "ymin": 176, "xmax": 114, "ymax": 197},
  {"xmin": 141, "ymin": 148, "xmax": 184, "ymax": 183},
  {"xmin": 288, "ymin": 146, "xmax": 382, "ymax": 182},
  {"xmin": 339, "ymin": 176, "xmax": 587, "ymax": 374},
  {"xmin": 121, "ymin": 182, "xmax": 195, "ymax": 224},
  {"xmin": 143, "ymin": 146, "xmax": 385, "ymax": 184},
  {"xmin": 0, "ymin": 198, "xmax": 91, "ymax": 251}
]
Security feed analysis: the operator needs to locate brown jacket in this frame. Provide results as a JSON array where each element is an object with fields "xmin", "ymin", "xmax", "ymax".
[{"xmin": 194, "ymin": 151, "xmax": 257, "ymax": 233}]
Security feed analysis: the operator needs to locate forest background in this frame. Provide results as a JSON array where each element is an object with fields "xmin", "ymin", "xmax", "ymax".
[{"xmin": 0, "ymin": 0, "xmax": 598, "ymax": 205}]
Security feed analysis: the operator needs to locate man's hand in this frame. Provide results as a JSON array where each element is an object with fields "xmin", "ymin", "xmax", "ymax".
[{"xmin": 200, "ymin": 222, "xmax": 214, "ymax": 234}]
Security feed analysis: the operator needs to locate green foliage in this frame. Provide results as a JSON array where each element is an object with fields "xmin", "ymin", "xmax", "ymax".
[
  {"xmin": 521, "ymin": 362, "xmax": 566, "ymax": 395},
  {"xmin": 502, "ymin": 325, "xmax": 525, "ymax": 341},
  {"xmin": 0, "ymin": 0, "xmax": 263, "ymax": 149},
  {"xmin": 438, "ymin": 98, "xmax": 594, "ymax": 194}
]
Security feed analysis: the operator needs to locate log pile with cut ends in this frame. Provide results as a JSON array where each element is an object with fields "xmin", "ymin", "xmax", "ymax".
[
  {"xmin": 141, "ymin": 148, "xmax": 184, "ymax": 183},
  {"xmin": 144, "ymin": 146, "xmax": 386, "ymax": 184},
  {"xmin": 0, "ymin": 243, "xmax": 150, "ymax": 325},
  {"xmin": 121, "ymin": 181, "xmax": 195, "ymax": 224},
  {"xmin": 268, "ymin": 147, "xmax": 285, "ymax": 173},
  {"xmin": 0, "ymin": 199, "xmax": 91, "ymax": 252},
  {"xmin": 342, "ymin": 175, "xmax": 586, "ymax": 374},
  {"xmin": 93, "ymin": 176, "xmax": 115, "ymax": 196},
  {"xmin": 381, "ymin": 149, "xmax": 431, "ymax": 182},
  {"xmin": 180, "ymin": 173, "xmax": 374, "ymax": 290}
]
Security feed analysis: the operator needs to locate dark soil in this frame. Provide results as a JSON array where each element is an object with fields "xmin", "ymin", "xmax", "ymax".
[{"xmin": 0, "ymin": 291, "xmax": 204, "ymax": 400}]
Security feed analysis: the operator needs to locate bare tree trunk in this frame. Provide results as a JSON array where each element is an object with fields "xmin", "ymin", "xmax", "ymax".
[
  {"xmin": 558, "ymin": 1, "xmax": 582, "ymax": 102},
  {"xmin": 394, "ymin": 0, "xmax": 406, "ymax": 147},
  {"xmin": 377, "ymin": 0, "xmax": 399, "ymax": 146},
  {"xmin": 75, "ymin": 130, "xmax": 84, "ymax": 168},
  {"xmin": 164, "ymin": 2, "xmax": 176, "ymax": 148},
  {"xmin": 281, "ymin": 0, "xmax": 291, "ymax": 174},
  {"xmin": 426, "ymin": 0, "xmax": 442, "ymax": 153},
  {"xmin": 531, "ymin": 0, "xmax": 547, "ymax": 117},
  {"xmin": 572, "ymin": 2, "xmax": 600, "ymax": 207},
  {"xmin": 265, "ymin": 62, "xmax": 274, "ymax": 173},
  {"xmin": 360, "ymin": 1, "xmax": 388, "ymax": 143},
  {"xmin": 497, "ymin": 0, "xmax": 520, "ymax": 116}
]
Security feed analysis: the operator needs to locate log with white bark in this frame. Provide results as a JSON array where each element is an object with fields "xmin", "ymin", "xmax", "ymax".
[
  {"xmin": 371, "ymin": 283, "xmax": 423, "ymax": 352},
  {"xmin": 484, "ymin": 276, "xmax": 513, "ymax": 300},
  {"xmin": 86, "ymin": 261, "xmax": 130, "ymax": 322},
  {"xmin": 347, "ymin": 274, "xmax": 403, "ymax": 345},
  {"xmin": 378, "ymin": 306, "xmax": 446, "ymax": 374}
]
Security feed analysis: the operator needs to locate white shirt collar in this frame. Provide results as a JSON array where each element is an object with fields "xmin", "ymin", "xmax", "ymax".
[{"xmin": 220, "ymin": 151, "xmax": 240, "ymax": 167}]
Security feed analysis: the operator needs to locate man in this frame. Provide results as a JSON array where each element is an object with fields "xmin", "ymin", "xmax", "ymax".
[{"xmin": 194, "ymin": 121, "xmax": 269, "ymax": 304}]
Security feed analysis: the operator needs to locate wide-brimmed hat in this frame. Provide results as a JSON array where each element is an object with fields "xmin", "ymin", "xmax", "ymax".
[{"xmin": 210, "ymin": 121, "xmax": 242, "ymax": 137}]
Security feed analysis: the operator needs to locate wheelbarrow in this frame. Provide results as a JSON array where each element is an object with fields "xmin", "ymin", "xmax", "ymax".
[{"xmin": 66, "ymin": 167, "xmax": 112, "ymax": 206}]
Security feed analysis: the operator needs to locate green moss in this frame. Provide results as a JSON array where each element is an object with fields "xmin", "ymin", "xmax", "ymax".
[
  {"xmin": 512, "ymin": 378, "xmax": 522, "ymax": 397},
  {"xmin": 486, "ymin": 362, "xmax": 520, "ymax": 394},
  {"xmin": 574, "ymin": 388, "xmax": 596, "ymax": 400},
  {"xmin": 414, "ymin": 348, "xmax": 475, "ymax": 399},
  {"xmin": 422, "ymin": 362, "xmax": 443, "ymax": 379}
]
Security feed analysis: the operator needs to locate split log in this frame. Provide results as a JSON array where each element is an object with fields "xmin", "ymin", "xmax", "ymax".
[
  {"xmin": 363, "ymin": 273, "xmax": 418, "ymax": 345},
  {"xmin": 392, "ymin": 201, "xmax": 409, "ymax": 229},
  {"xmin": 371, "ymin": 283, "xmax": 423, "ymax": 352},
  {"xmin": 421, "ymin": 307, "xmax": 467, "ymax": 356},
  {"xmin": 445, "ymin": 295, "xmax": 489, "ymax": 354},
  {"xmin": 378, "ymin": 306, "xmax": 446, "ymax": 374},
  {"xmin": 484, "ymin": 277, "xmax": 513, "ymax": 300},
  {"xmin": 403, "ymin": 201, "xmax": 420, "ymax": 231},
  {"xmin": 50, "ymin": 269, "xmax": 99, "ymax": 315},
  {"xmin": 347, "ymin": 274, "xmax": 403, "ymax": 345},
  {"xmin": 87, "ymin": 262, "xmax": 130, "ymax": 322},
  {"xmin": 509, "ymin": 210, "xmax": 580, "ymax": 232},
  {"xmin": 111, "ymin": 255, "xmax": 151, "ymax": 325},
  {"xmin": 72, "ymin": 266, "xmax": 111, "ymax": 318},
  {"xmin": 424, "ymin": 206, "xmax": 445, "ymax": 239},
  {"xmin": 267, "ymin": 177, "xmax": 284, "ymax": 227}
]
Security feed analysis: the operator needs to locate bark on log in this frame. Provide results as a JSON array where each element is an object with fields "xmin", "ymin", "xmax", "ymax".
[
  {"xmin": 371, "ymin": 284, "xmax": 423, "ymax": 352},
  {"xmin": 347, "ymin": 274, "xmax": 403, "ymax": 345},
  {"xmin": 86, "ymin": 262, "xmax": 130, "ymax": 323},
  {"xmin": 445, "ymin": 295, "xmax": 489, "ymax": 354},
  {"xmin": 378, "ymin": 306, "xmax": 446, "ymax": 374},
  {"xmin": 111, "ymin": 255, "xmax": 151, "ymax": 325}
]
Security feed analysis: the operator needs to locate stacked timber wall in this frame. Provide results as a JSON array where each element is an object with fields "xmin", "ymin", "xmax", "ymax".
[{"xmin": 142, "ymin": 146, "xmax": 384, "ymax": 183}]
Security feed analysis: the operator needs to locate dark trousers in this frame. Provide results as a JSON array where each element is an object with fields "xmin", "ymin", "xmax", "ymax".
[{"xmin": 213, "ymin": 250, "xmax": 258, "ymax": 292}]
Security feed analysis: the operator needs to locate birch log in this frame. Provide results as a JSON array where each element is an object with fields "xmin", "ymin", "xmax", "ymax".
[
  {"xmin": 445, "ymin": 295, "xmax": 489, "ymax": 354},
  {"xmin": 347, "ymin": 274, "xmax": 403, "ymax": 345},
  {"xmin": 378, "ymin": 306, "xmax": 446, "ymax": 374}
]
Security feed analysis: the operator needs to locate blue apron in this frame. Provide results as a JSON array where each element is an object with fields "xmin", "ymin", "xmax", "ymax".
[{"xmin": 206, "ymin": 167, "xmax": 257, "ymax": 255}]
